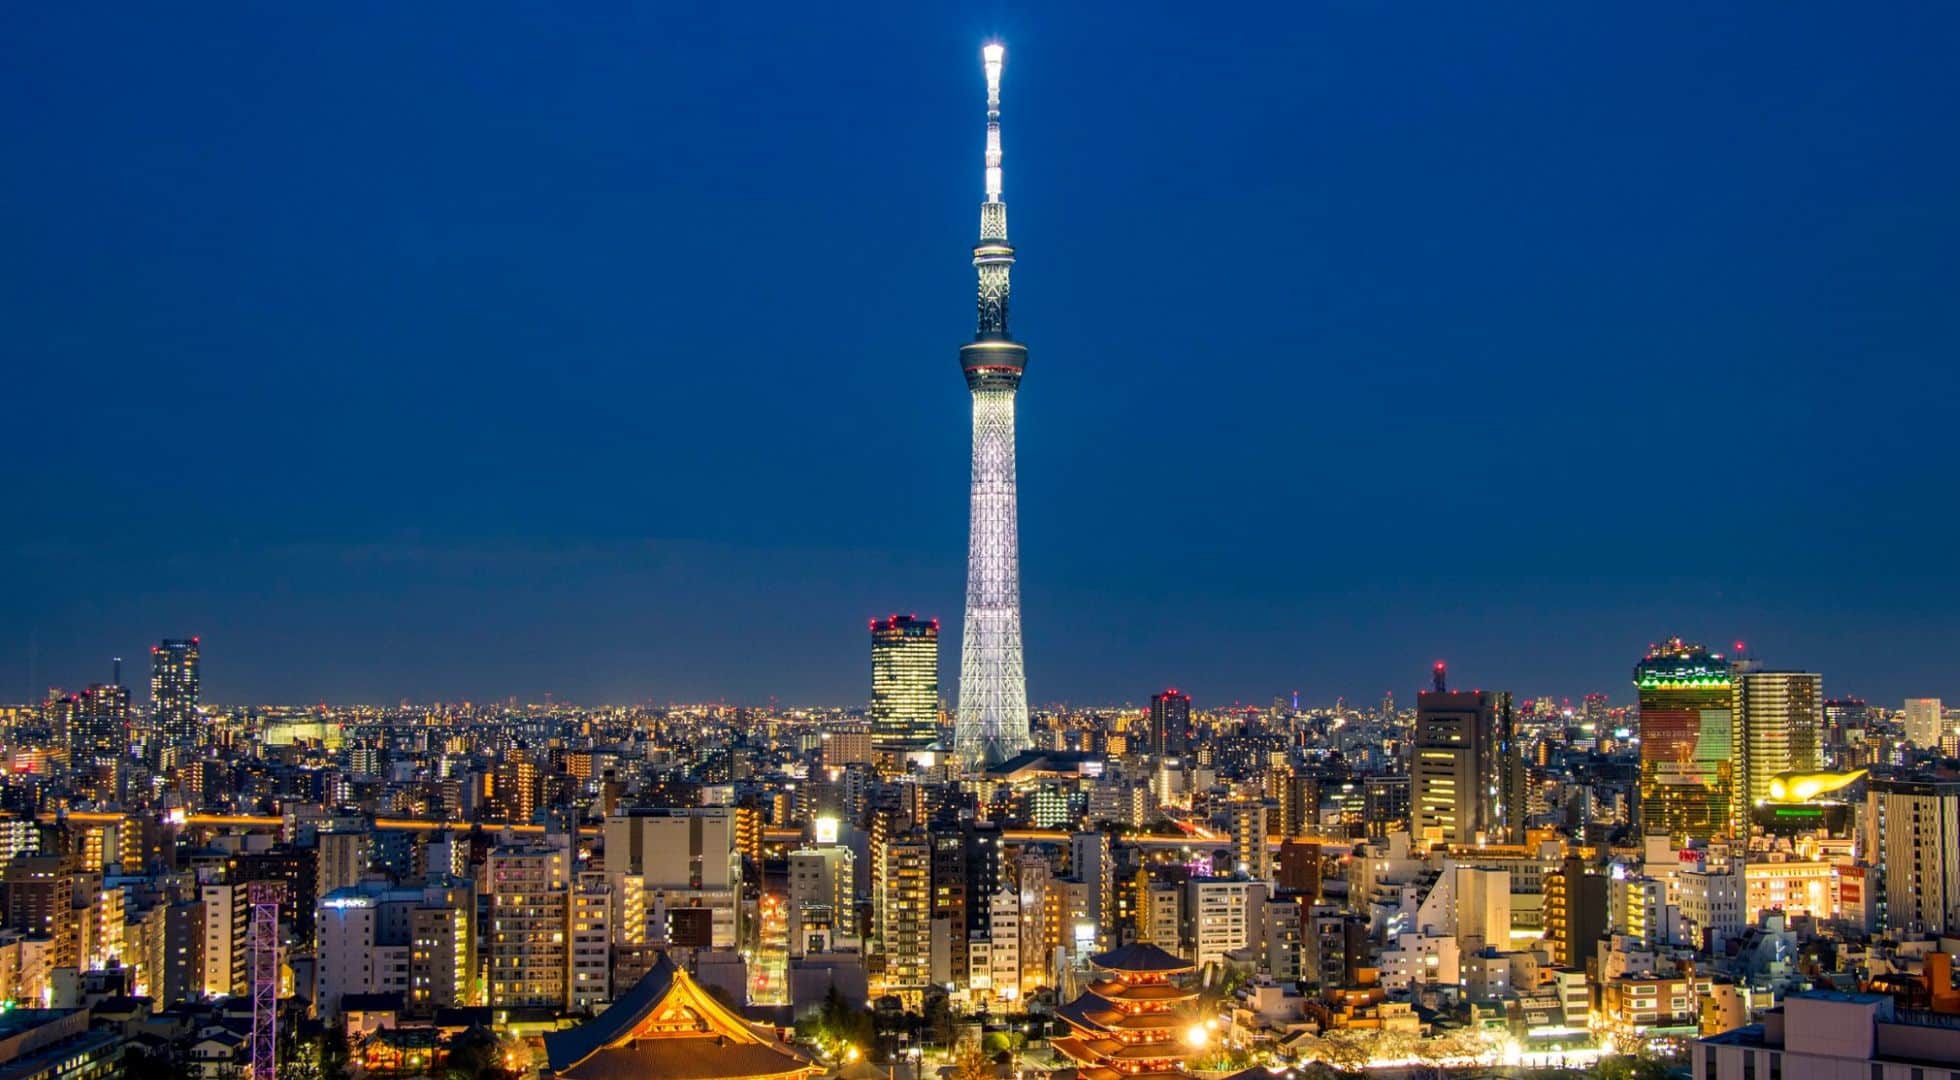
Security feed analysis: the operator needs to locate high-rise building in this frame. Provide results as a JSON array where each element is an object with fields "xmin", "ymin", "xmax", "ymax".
[
  {"xmin": 954, "ymin": 43, "xmax": 1033, "ymax": 770},
  {"xmin": 876, "ymin": 834, "xmax": 930, "ymax": 1004},
  {"xmin": 150, "ymin": 638, "xmax": 200, "ymax": 765},
  {"xmin": 1736, "ymin": 670, "xmax": 1823, "ymax": 835},
  {"xmin": 1410, "ymin": 683, "xmax": 1523, "ymax": 847},
  {"xmin": 486, "ymin": 844, "xmax": 571, "ymax": 1009},
  {"xmin": 1865, "ymin": 777, "xmax": 1960, "ymax": 934},
  {"xmin": 870, "ymin": 615, "xmax": 940, "ymax": 751},
  {"xmin": 1635, "ymin": 639, "xmax": 1736, "ymax": 842},
  {"xmin": 1148, "ymin": 690, "xmax": 1193, "ymax": 759},
  {"xmin": 1903, "ymin": 698, "xmax": 1945, "ymax": 748},
  {"xmin": 70, "ymin": 680, "xmax": 131, "ymax": 787},
  {"xmin": 201, "ymin": 882, "xmax": 249, "ymax": 998}
]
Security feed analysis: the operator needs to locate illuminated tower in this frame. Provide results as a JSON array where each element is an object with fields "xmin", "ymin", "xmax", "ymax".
[
  {"xmin": 1635, "ymin": 638, "xmax": 1735, "ymax": 842},
  {"xmin": 955, "ymin": 42, "xmax": 1031, "ymax": 769},
  {"xmin": 871, "ymin": 615, "xmax": 940, "ymax": 751}
]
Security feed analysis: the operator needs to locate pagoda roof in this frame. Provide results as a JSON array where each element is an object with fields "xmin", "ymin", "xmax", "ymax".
[
  {"xmin": 1089, "ymin": 943, "xmax": 1195, "ymax": 975},
  {"xmin": 1084, "ymin": 979, "xmax": 1194, "ymax": 1002},
  {"xmin": 1054, "ymin": 1035, "xmax": 1191, "ymax": 1066},
  {"xmin": 543, "ymin": 953, "xmax": 815, "ymax": 1080}
]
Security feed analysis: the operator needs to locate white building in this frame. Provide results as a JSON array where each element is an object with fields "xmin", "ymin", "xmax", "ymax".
[{"xmin": 1184, "ymin": 878, "xmax": 1265, "ymax": 967}]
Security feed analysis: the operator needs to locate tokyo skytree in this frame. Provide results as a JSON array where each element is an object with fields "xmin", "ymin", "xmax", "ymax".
[{"xmin": 954, "ymin": 43, "xmax": 1032, "ymax": 770}]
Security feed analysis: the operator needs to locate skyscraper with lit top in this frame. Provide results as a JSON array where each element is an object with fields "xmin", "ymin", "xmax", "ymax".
[
  {"xmin": 870, "ymin": 615, "xmax": 939, "ymax": 751},
  {"xmin": 955, "ymin": 43, "xmax": 1032, "ymax": 769},
  {"xmin": 1635, "ymin": 638, "xmax": 1735, "ymax": 841}
]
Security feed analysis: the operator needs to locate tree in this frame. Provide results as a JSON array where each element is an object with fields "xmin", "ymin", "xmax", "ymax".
[
  {"xmin": 948, "ymin": 1038, "xmax": 993, "ymax": 1080},
  {"xmin": 442, "ymin": 1026, "xmax": 516, "ymax": 1080}
]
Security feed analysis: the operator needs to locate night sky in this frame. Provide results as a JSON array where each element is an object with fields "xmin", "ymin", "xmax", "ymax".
[{"xmin": 3, "ymin": 3, "xmax": 1956, "ymax": 708}]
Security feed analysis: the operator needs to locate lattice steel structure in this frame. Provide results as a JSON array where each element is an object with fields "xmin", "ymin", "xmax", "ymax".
[
  {"xmin": 955, "ymin": 43, "xmax": 1032, "ymax": 770},
  {"xmin": 248, "ymin": 880, "xmax": 283, "ymax": 1080}
]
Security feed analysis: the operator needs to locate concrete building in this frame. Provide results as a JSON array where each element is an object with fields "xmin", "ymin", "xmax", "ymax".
[
  {"xmin": 1865, "ymin": 777, "xmax": 1960, "ymax": 933},
  {"xmin": 1901, "ymin": 698, "xmax": 1943, "ymax": 749},
  {"xmin": 486, "ymin": 844, "xmax": 571, "ymax": 1009},
  {"xmin": 1411, "ymin": 685, "xmax": 1524, "ymax": 848},
  {"xmin": 1698, "ymin": 990, "xmax": 1960, "ymax": 1080},
  {"xmin": 1183, "ymin": 878, "xmax": 1264, "ymax": 967}
]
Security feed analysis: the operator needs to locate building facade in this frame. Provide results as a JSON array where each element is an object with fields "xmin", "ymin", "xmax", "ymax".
[
  {"xmin": 1637, "ymin": 639, "xmax": 1736, "ymax": 842},
  {"xmin": 870, "ymin": 615, "xmax": 939, "ymax": 751}
]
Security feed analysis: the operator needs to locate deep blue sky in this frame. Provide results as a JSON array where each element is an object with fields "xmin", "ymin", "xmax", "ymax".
[{"xmin": 4, "ymin": 3, "xmax": 1956, "ymax": 708}]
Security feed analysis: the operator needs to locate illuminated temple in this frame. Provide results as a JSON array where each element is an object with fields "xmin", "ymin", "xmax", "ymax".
[
  {"xmin": 1054, "ymin": 943, "xmax": 1203, "ymax": 1080},
  {"xmin": 541, "ymin": 954, "xmax": 818, "ymax": 1080}
]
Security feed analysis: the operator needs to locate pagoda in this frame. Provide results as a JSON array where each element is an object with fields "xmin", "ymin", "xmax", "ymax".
[
  {"xmin": 541, "ymin": 953, "xmax": 818, "ymax": 1080},
  {"xmin": 1054, "ymin": 943, "xmax": 1205, "ymax": 1079}
]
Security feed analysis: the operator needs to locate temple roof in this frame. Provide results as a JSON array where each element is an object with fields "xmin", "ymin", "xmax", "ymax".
[
  {"xmin": 542, "ymin": 953, "xmax": 815, "ymax": 1080},
  {"xmin": 557, "ymin": 1039, "xmax": 816, "ymax": 1080},
  {"xmin": 1089, "ymin": 943, "xmax": 1194, "ymax": 975}
]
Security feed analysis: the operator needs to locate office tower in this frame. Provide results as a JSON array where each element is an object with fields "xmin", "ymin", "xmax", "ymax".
[
  {"xmin": 1904, "ymin": 698, "xmax": 1945, "ymax": 748},
  {"xmin": 486, "ymin": 844, "xmax": 571, "ymax": 1009},
  {"xmin": 1149, "ymin": 689, "xmax": 1193, "ymax": 759},
  {"xmin": 1736, "ymin": 670, "xmax": 1824, "ymax": 834},
  {"xmin": 1231, "ymin": 802, "xmax": 1273, "ymax": 880},
  {"xmin": 954, "ymin": 43, "xmax": 1033, "ymax": 770},
  {"xmin": 69, "ymin": 679, "xmax": 130, "ymax": 769},
  {"xmin": 150, "ymin": 637, "xmax": 201, "ymax": 764},
  {"xmin": 870, "ymin": 615, "xmax": 940, "ymax": 751},
  {"xmin": 1635, "ymin": 639, "xmax": 1736, "ymax": 842},
  {"xmin": 1866, "ymin": 777, "xmax": 1960, "ymax": 934},
  {"xmin": 1410, "ymin": 682, "xmax": 1523, "ymax": 847}
]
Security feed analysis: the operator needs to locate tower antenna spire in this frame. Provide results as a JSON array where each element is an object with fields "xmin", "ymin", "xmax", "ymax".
[{"xmin": 983, "ymin": 43, "xmax": 1004, "ymax": 205}]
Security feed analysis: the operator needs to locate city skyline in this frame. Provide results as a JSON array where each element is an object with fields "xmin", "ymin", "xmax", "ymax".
[{"xmin": 5, "ymin": 6, "xmax": 1959, "ymax": 706}]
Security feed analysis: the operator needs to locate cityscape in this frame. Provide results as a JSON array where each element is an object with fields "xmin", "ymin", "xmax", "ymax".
[{"xmin": 4, "ymin": 8, "xmax": 1959, "ymax": 1080}]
